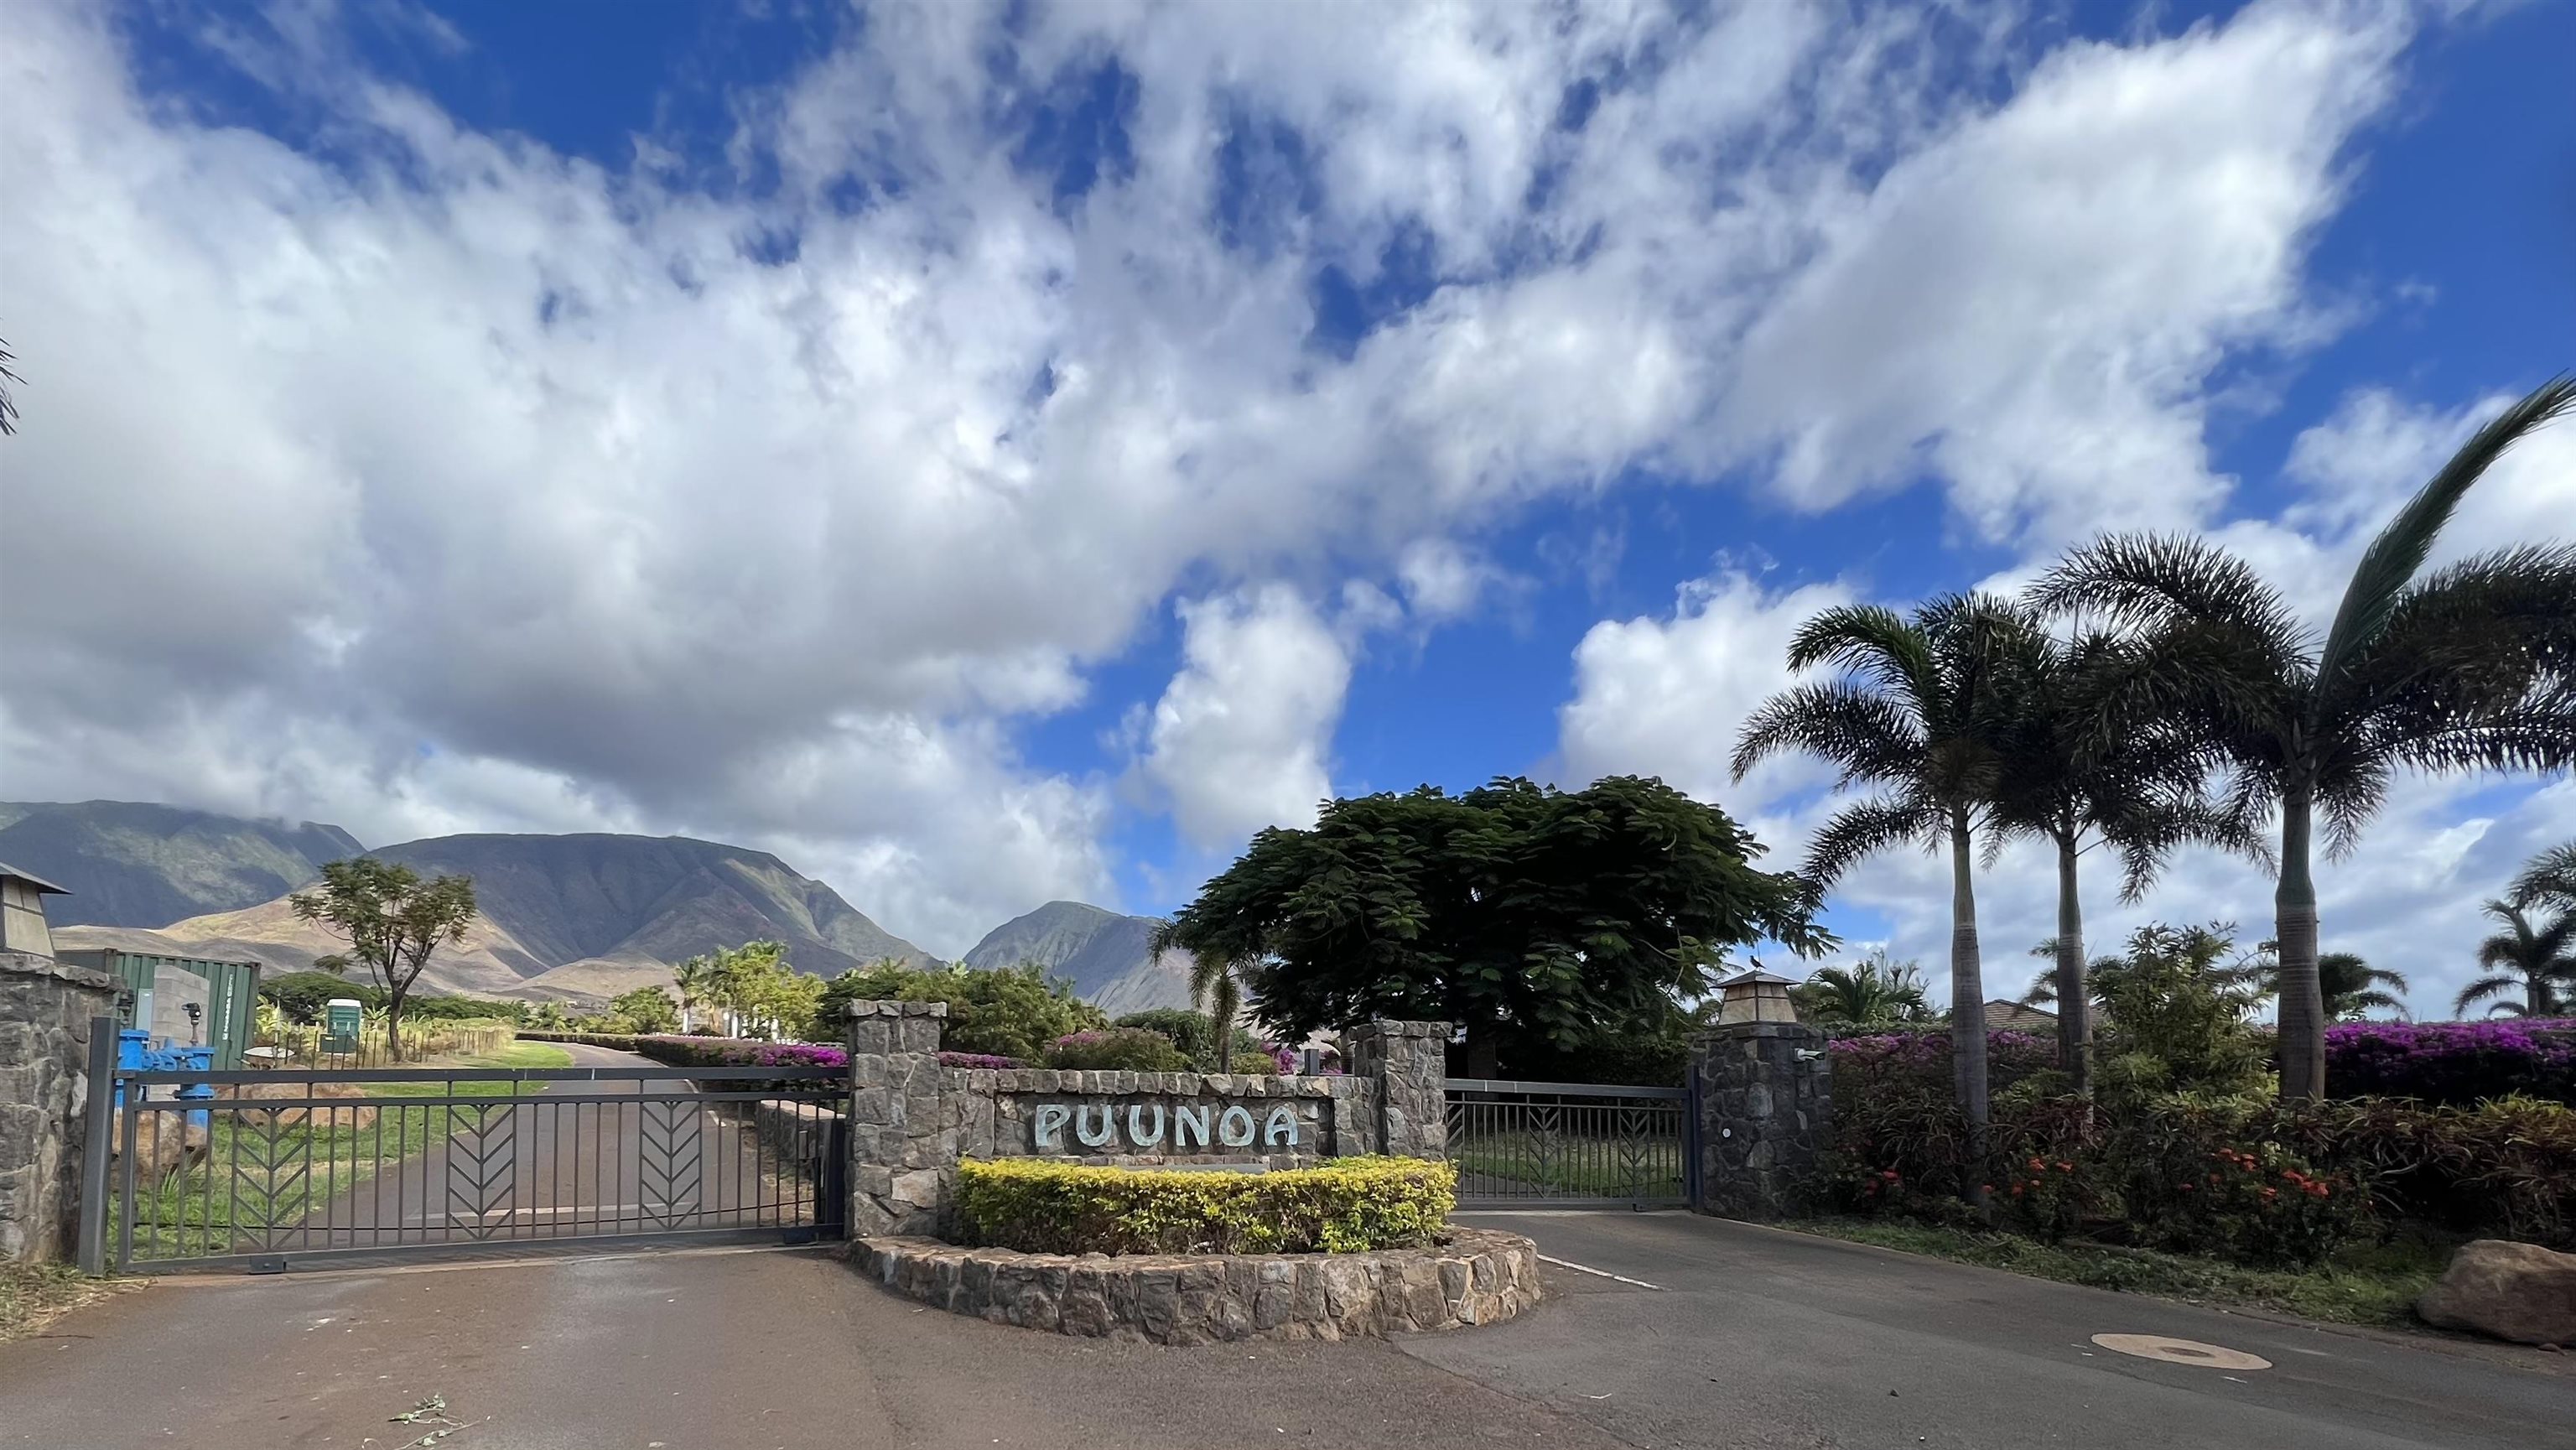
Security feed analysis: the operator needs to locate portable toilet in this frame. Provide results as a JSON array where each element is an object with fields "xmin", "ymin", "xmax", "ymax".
[{"xmin": 324, "ymin": 998, "xmax": 364, "ymax": 1053}]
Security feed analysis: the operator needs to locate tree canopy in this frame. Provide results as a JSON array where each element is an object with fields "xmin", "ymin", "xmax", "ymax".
[
  {"xmin": 1161, "ymin": 775, "xmax": 1827, "ymax": 1075},
  {"xmin": 288, "ymin": 857, "xmax": 477, "ymax": 1059}
]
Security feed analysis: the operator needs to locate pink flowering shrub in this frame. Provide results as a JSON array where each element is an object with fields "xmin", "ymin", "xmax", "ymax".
[{"xmin": 2320, "ymin": 1020, "xmax": 2576, "ymax": 1104}]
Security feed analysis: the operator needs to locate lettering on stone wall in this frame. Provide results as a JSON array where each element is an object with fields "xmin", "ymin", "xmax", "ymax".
[{"xmin": 1028, "ymin": 1099, "xmax": 1302, "ymax": 1154}]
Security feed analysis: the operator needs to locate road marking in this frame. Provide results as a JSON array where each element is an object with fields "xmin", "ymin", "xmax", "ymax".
[
  {"xmin": 1536, "ymin": 1254, "xmax": 1663, "ymax": 1291},
  {"xmin": 2090, "ymin": 1333, "xmax": 2271, "ymax": 1370}
]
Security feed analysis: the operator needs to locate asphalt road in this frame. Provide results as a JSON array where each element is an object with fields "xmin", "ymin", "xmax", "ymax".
[
  {"xmin": 8, "ymin": 1202, "xmax": 2568, "ymax": 1448},
  {"xmin": 0, "ymin": 1245, "xmax": 1627, "ymax": 1450},
  {"xmin": 1426, "ymin": 1211, "xmax": 2575, "ymax": 1450}
]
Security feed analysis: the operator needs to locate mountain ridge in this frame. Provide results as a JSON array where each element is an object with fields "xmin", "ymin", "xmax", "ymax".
[{"xmin": 963, "ymin": 900, "xmax": 1194, "ymax": 1016}]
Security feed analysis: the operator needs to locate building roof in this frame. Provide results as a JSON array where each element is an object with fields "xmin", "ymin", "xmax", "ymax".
[
  {"xmin": 1982, "ymin": 1000, "xmax": 2058, "ymax": 1032},
  {"xmin": 0, "ymin": 860, "xmax": 71, "ymax": 895}
]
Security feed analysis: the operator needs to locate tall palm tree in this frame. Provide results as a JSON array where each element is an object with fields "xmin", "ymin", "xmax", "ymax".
[
  {"xmin": 2317, "ymin": 953, "xmax": 2411, "ymax": 1021},
  {"xmin": 1734, "ymin": 593, "xmax": 2028, "ymax": 1193},
  {"xmin": 673, "ymin": 954, "xmax": 721, "ymax": 1035},
  {"xmin": 1152, "ymin": 919, "xmax": 1247, "ymax": 1068},
  {"xmin": 2035, "ymin": 377, "xmax": 2576, "ymax": 1098},
  {"xmin": 2457, "ymin": 898, "xmax": 2576, "ymax": 1018},
  {"xmin": 1984, "ymin": 626, "xmax": 2265, "ymax": 1095}
]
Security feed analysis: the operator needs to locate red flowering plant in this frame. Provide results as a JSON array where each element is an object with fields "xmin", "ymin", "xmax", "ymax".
[
  {"xmin": 2158, "ymin": 1141, "xmax": 2367, "ymax": 1266},
  {"xmin": 1997, "ymin": 1153, "xmax": 2099, "ymax": 1243}
]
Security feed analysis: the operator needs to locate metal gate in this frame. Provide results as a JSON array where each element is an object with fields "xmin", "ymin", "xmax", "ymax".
[
  {"xmin": 1443, "ymin": 1075, "xmax": 1696, "ymax": 1208},
  {"xmin": 80, "ymin": 1058, "xmax": 848, "ymax": 1273}
]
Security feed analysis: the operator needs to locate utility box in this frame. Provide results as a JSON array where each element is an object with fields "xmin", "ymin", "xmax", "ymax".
[
  {"xmin": 324, "ymin": 998, "xmax": 364, "ymax": 1054},
  {"xmin": 57, "ymin": 948, "xmax": 263, "ymax": 1070}
]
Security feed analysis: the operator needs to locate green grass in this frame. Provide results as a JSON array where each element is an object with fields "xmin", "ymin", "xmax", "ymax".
[
  {"xmin": 117, "ymin": 1039, "xmax": 576, "ymax": 1262},
  {"xmin": 1789, "ymin": 1216, "xmax": 2454, "ymax": 1328},
  {"xmin": 0, "ymin": 1261, "xmax": 134, "ymax": 1341},
  {"xmin": 1452, "ymin": 1131, "xmax": 1685, "ymax": 1198}
]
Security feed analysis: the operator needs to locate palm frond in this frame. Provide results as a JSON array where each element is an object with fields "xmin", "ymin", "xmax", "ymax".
[
  {"xmin": 1784, "ymin": 605, "xmax": 1941, "ymax": 717},
  {"xmin": 1731, "ymin": 683, "xmax": 1924, "ymax": 786},
  {"xmin": 2315, "ymin": 375, "xmax": 2576, "ymax": 709},
  {"xmin": 1801, "ymin": 794, "xmax": 1940, "ymax": 889},
  {"xmin": 2507, "ymin": 840, "xmax": 2576, "ymax": 913},
  {"xmin": 2453, "ymin": 974, "xmax": 2525, "ymax": 1016},
  {"xmin": 2031, "ymin": 533, "xmax": 2305, "ymax": 664}
]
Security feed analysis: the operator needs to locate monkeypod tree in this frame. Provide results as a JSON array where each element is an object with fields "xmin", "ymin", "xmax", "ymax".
[
  {"xmin": 288, "ymin": 858, "xmax": 478, "ymax": 1061},
  {"xmin": 1162, "ymin": 776, "xmax": 1827, "ymax": 1078}
]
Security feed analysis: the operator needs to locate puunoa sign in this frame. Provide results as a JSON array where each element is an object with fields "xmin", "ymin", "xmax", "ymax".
[{"xmin": 1031, "ymin": 1100, "xmax": 1302, "ymax": 1153}]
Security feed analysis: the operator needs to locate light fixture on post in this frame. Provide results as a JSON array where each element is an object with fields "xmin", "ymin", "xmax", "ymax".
[{"xmin": 1713, "ymin": 967, "xmax": 1801, "ymax": 1025}]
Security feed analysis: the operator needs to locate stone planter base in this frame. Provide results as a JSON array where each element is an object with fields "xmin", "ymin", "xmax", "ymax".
[{"xmin": 850, "ymin": 1227, "xmax": 1541, "ymax": 1343}]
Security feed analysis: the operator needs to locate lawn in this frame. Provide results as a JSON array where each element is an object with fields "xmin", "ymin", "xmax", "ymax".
[
  {"xmin": 1451, "ymin": 1129, "xmax": 1685, "ymax": 1198},
  {"xmin": 1789, "ymin": 1216, "xmax": 2454, "ymax": 1328},
  {"xmin": 116, "ymin": 1039, "xmax": 575, "ymax": 1264}
]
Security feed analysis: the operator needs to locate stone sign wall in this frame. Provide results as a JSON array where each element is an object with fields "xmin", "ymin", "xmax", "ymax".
[
  {"xmin": 844, "ymin": 1000, "xmax": 1449, "ymax": 1240},
  {"xmin": 0, "ymin": 951, "xmax": 126, "ymax": 1262}
]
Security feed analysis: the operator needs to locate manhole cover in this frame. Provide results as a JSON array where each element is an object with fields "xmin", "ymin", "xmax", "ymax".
[{"xmin": 2090, "ymin": 1333, "xmax": 2271, "ymax": 1370}]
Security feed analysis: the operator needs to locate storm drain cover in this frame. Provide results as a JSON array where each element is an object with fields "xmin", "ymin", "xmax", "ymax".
[{"xmin": 2090, "ymin": 1333, "xmax": 2272, "ymax": 1370}]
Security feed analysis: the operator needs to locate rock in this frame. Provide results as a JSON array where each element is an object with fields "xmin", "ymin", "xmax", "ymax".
[
  {"xmin": 2418, "ymin": 1240, "xmax": 2576, "ymax": 1347},
  {"xmin": 111, "ymin": 1110, "xmax": 209, "ymax": 1182}
]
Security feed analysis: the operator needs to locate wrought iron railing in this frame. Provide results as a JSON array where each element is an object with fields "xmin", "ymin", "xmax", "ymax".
[
  {"xmin": 1443, "ymin": 1077, "xmax": 1691, "ymax": 1207},
  {"xmin": 100, "ymin": 1064, "xmax": 847, "ymax": 1271}
]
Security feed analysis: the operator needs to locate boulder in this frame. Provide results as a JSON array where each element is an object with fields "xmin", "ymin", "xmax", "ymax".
[
  {"xmin": 221, "ymin": 1079, "xmax": 380, "ymax": 1132},
  {"xmin": 2417, "ymin": 1240, "xmax": 2576, "ymax": 1347},
  {"xmin": 111, "ymin": 1110, "xmax": 210, "ymax": 1183}
]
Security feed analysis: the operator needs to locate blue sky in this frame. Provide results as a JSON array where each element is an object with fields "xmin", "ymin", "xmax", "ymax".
[{"xmin": 3, "ymin": 0, "xmax": 2569, "ymax": 1013}]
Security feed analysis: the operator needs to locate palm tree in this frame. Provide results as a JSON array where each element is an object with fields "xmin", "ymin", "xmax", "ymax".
[
  {"xmin": 1152, "ymin": 919, "xmax": 1247, "ymax": 1068},
  {"xmin": 2035, "ymin": 377, "xmax": 2576, "ymax": 1098},
  {"xmin": 2457, "ymin": 898, "xmax": 2576, "ymax": 1018},
  {"xmin": 673, "ymin": 954, "xmax": 721, "ymax": 1035},
  {"xmin": 2317, "ymin": 954, "xmax": 2411, "ymax": 1021},
  {"xmin": 1734, "ymin": 593, "xmax": 2028, "ymax": 1193},
  {"xmin": 2509, "ymin": 841, "xmax": 2576, "ymax": 915},
  {"xmin": 1984, "ymin": 626, "xmax": 2264, "ymax": 1095},
  {"xmin": 1795, "ymin": 951, "xmax": 1933, "ymax": 1030}
]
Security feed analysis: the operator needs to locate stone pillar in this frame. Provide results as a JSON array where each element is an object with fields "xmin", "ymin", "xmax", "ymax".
[
  {"xmin": 0, "ymin": 952, "xmax": 126, "ymax": 1262},
  {"xmin": 845, "ymin": 1000, "xmax": 953, "ymax": 1238},
  {"xmin": 1347, "ymin": 1021, "xmax": 1448, "ymax": 1160},
  {"xmin": 1690, "ymin": 1021, "xmax": 1831, "ymax": 1221}
]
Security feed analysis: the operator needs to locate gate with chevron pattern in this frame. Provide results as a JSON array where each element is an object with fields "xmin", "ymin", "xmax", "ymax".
[{"xmin": 91, "ymin": 1061, "xmax": 846, "ymax": 1272}]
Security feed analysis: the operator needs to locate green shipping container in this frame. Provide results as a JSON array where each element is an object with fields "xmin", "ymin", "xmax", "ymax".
[{"xmin": 58, "ymin": 949, "xmax": 263, "ymax": 1070}]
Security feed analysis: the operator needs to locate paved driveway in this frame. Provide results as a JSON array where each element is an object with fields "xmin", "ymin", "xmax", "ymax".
[
  {"xmin": 4, "ymin": 1212, "xmax": 2568, "ymax": 1448},
  {"xmin": 1426, "ymin": 1211, "xmax": 2574, "ymax": 1450}
]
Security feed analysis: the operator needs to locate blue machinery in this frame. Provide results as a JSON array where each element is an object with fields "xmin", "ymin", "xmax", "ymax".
[{"xmin": 113, "ymin": 1029, "xmax": 215, "ymax": 1135}]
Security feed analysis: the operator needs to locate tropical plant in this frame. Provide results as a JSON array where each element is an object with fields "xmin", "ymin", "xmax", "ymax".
[
  {"xmin": 1794, "ymin": 950, "xmax": 1935, "ymax": 1031},
  {"xmin": 2220, "ymin": 944, "xmax": 2412, "ymax": 1021},
  {"xmin": 607, "ymin": 985, "xmax": 682, "ymax": 1035},
  {"xmin": 2510, "ymin": 840, "xmax": 2576, "ymax": 915},
  {"xmin": 287, "ymin": 858, "xmax": 478, "ymax": 1060},
  {"xmin": 1150, "ymin": 920, "xmax": 1246, "ymax": 1069},
  {"xmin": 815, "ymin": 960, "xmax": 1106, "ymax": 1061},
  {"xmin": 1164, "ymin": 775, "xmax": 1825, "ymax": 1078},
  {"xmin": 1984, "ymin": 626, "xmax": 2265, "ymax": 1095},
  {"xmin": 1733, "ymin": 594, "xmax": 2030, "ymax": 1186},
  {"xmin": 2457, "ymin": 898, "xmax": 2576, "ymax": 1018},
  {"xmin": 2033, "ymin": 377, "xmax": 2576, "ymax": 1099},
  {"xmin": 673, "ymin": 954, "xmax": 724, "ymax": 1033},
  {"xmin": 2087, "ymin": 923, "xmax": 2271, "ymax": 1100}
]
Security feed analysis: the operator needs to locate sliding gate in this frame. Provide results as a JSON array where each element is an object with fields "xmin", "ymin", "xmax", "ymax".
[
  {"xmin": 84, "ymin": 1061, "xmax": 847, "ymax": 1273},
  {"xmin": 1443, "ymin": 1076, "xmax": 1696, "ymax": 1208}
]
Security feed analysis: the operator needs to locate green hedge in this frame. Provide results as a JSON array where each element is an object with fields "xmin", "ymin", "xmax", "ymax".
[{"xmin": 953, "ymin": 1156, "xmax": 1456, "ymax": 1255}]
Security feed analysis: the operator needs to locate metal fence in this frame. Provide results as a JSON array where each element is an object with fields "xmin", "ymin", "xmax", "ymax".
[
  {"xmin": 256, "ymin": 1021, "xmax": 515, "ymax": 1068},
  {"xmin": 1443, "ymin": 1077, "xmax": 1695, "ymax": 1208},
  {"xmin": 82, "ymin": 1058, "xmax": 848, "ymax": 1273}
]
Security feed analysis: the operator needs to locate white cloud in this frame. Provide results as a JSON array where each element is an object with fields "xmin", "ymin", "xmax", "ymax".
[
  {"xmin": 1138, "ymin": 585, "xmax": 1350, "ymax": 850},
  {"xmin": 0, "ymin": 0, "xmax": 2463, "ymax": 948}
]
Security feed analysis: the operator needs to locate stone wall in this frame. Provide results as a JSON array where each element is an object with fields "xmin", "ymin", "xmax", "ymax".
[
  {"xmin": 1690, "ymin": 1021, "xmax": 1831, "ymax": 1221},
  {"xmin": 1343, "ymin": 1020, "xmax": 1448, "ymax": 1160},
  {"xmin": 853, "ymin": 1227, "xmax": 1541, "ymax": 1343},
  {"xmin": 845, "ymin": 1001, "xmax": 1447, "ymax": 1240},
  {"xmin": 0, "ymin": 952, "xmax": 125, "ymax": 1262}
]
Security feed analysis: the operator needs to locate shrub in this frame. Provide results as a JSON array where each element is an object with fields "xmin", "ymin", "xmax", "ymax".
[
  {"xmin": 1997, "ymin": 1153, "xmax": 2101, "ymax": 1244},
  {"xmin": 2322, "ymin": 1020, "xmax": 2576, "ymax": 1104},
  {"xmin": 938, "ymin": 1052, "xmax": 1026, "ymax": 1069},
  {"xmin": 818, "ymin": 961, "xmax": 1108, "ymax": 1061},
  {"xmin": 1230, "ymin": 1051, "xmax": 1283, "ymax": 1076},
  {"xmin": 1827, "ymin": 1031, "xmax": 2061, "ymax": 1096},
  {"xmin": 259, "ymin": 972, "xmax": 383, "ymax": 1023},
  {"xmin": 1042, "ymin": 1028, "xmax": 1192, "ymax": 1073},
  {"xmin": 953, "ymin": 1156, "xmax": 1456, "ymax": 1255},
  {"xmin": 1113, "ymin": 1009, "xmax": 1246, "ymax": 1066},
  {"xmin": 517, "ymin": 1031, "xmax": 848, "ymax": 1071}
]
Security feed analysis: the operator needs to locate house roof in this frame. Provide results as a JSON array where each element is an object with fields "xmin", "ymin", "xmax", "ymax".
[
  {"xmin": 0, "ymin": 860, "xmax": 71, "ymax": 895},
  {"xmin": 1981, "ymin": 1000, "xmax": 2058, "ymax": 1032}
]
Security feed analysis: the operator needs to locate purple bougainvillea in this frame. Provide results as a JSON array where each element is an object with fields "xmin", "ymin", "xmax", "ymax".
[
  {"xmin": 2320, "ymin": 1019, "xmax": 2576, "ymax": 1104},
  {"xmin": 937, "ymin": 1051, "xmax": 1026, "ymax": 1069},
  {"xmin": 1827, "ymin": 1031, "xmax": 2061, "ymax": 1093},
  {"xmin": 631, "ymin": 1036, "xmax": 849, "ymax": 1070}
]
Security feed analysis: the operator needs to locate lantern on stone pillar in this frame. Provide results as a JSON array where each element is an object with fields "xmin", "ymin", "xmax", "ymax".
[{"xmin": 1714, "ymin": 967, "xmax": 1800, "ymax": 1024}]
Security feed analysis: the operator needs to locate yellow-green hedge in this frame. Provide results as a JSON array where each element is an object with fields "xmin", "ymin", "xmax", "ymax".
[{"xmin": 953, "ymin": 1156, "xmax": 1457, "ymax": 1255}]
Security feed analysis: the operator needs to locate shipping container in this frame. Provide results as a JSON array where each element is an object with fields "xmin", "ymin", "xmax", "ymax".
[{"xmin": 56, "ymin": 949, "xmax": 262, "ymax": 1070}]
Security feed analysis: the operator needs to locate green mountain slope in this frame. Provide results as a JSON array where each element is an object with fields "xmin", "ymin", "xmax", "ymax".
[
  {"xmin": 0, "ymin": 800, "xmax": 363, "ymax": 928},
  {"xmin": 963, "ymin": 901, "xmax": 1193, "ymax": 1015}
]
